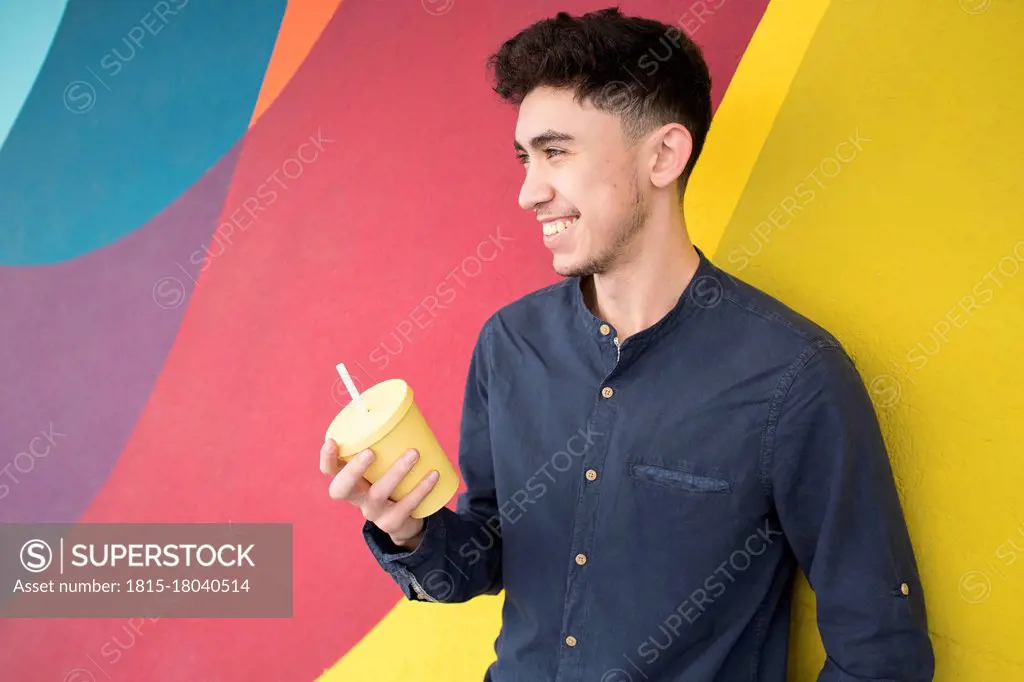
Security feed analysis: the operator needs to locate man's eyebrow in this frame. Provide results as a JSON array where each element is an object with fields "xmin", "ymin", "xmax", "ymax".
[{"xmin": 513, "ymin": 130, "xmax": 576, "ymax": 153}]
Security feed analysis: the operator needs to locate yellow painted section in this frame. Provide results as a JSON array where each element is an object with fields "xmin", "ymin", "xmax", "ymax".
[
  {"xmin": 320, "ymin": 0, "xmax": 1024, "ymax": 679},
  {"xmin": 316, "ymin": 594, "xmax": 503, "ymax": 681},
  {"xmin": 710, "ymin": 0, "xmax": 1024, "ymax": 679},
  {"xmin": 686, "ymin": 0, "xmax": 829, "ymax": 254}
]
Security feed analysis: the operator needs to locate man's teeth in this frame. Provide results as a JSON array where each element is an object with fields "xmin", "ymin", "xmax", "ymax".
[{"xmin": 542, "ymin": 217, "xmax": 579, "ymax": 236}]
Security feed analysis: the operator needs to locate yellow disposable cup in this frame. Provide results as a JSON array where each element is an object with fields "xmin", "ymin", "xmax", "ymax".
[{"xmin": 325, "ymin": 378, "xmax": 459, "ymax": 518}]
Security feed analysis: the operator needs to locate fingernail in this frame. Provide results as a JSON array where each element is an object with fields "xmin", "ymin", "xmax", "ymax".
[
  {"xmin": 428, "ymin": 470, "xmax": 439, "ymax": 481},
  {"xmin": 404, "ymin": 450, "xmax": 419, "ymax": 463},
  {"xmin": 359, "ymin": 449, "xmax": 373, "ymax": 463}
]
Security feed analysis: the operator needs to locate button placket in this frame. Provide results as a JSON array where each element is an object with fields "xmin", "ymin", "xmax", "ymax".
[
  {"xmin": 597, "ymin": 322, "xmax": 621, "ymax": 364},
  {"xmin": 554, "ymin": 336, "xmax": 618, "ymax": 677}
]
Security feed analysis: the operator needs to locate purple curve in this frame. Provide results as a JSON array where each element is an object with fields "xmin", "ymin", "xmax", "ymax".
[{"xmin": 0, "ymin": 141, "xmax": 245, "ymax": 522}]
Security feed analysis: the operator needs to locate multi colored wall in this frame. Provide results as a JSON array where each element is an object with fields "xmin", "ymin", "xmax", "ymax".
[{"xmin": 1, "ymin": 1, "xmax": 1021, "ymax": 680}]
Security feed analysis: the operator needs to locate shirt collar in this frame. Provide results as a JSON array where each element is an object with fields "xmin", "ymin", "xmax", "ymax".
[{"xmin": 571, "ymin": 244, "xmax": 717, "ymax": 342}]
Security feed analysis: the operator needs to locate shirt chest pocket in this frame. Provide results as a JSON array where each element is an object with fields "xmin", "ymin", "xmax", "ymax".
[
  {"xmin": 622, "ymin": 450, "xmax": 737, "ymax": 493},
  {"xmin": 618, "ymin": 456, "xmax": 767, "ymax": 551},
  {"xmin": 621, "ymin": 458, "xmax": 742, "ymax": 543},
  {"xmin": 626, "ymin": 458, "xmax": 733, "ymax": 491},
  {"xmin": 618, "ymin": 456, "xmax": 741, "ymax": 536}
]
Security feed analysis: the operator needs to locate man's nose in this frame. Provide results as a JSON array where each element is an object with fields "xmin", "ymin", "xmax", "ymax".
[{"xmin": 518, "ymin": 166, "xmax": 555, "ymax": 211}]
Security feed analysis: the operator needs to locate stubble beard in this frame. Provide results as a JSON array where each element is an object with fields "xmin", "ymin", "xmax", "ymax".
[{"xmin": 559, "ymin": 176, "xmax": 649, "ymax": 279}]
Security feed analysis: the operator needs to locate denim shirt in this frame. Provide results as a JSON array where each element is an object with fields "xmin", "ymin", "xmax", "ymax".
[{"xmin": 362, "ymin": 246, "xmax": 934, "ymax": 682}]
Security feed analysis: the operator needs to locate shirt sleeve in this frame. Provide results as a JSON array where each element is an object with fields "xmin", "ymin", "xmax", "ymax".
[
  {"xmin": 768, "ymin": 343, "xmax": 935, "ymax": 681},
  {"xmin": 361, "ymin": 317, "xmax": 504, "ymax": 603}
]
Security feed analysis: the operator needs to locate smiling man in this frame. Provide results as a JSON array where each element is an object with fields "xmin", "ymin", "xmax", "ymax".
[{"xmin": 324, "ymin": 7, "xmax": 935, "ymax": 681}]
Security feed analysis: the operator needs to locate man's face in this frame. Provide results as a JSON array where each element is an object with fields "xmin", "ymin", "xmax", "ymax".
[{"xmin": 515, "ymin": 86, "xmax": 650, "ymax": 277}]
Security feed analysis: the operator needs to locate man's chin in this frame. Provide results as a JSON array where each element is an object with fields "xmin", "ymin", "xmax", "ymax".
[{"xmin": 553, "ymin": 254, "xmax": 593, "ymax": 279}]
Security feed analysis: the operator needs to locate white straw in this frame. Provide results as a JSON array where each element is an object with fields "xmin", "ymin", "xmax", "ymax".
[{"xmin": 336, "ymin": 363, "xmax": 368, "ymax": 415}]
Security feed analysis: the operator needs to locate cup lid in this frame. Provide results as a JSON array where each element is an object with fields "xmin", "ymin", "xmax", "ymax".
[{"xmin": 326, "ymin": 378, "xmax": 414, "ymax": 458}]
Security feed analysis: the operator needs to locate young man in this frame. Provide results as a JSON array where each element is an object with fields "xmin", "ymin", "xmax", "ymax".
[{"xmin": 321, "ymin": 8, "xmax": 934, "ymax": 681}]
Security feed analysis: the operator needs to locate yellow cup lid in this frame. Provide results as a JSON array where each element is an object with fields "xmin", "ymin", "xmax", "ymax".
[{"xmin": 326, "ymin": 378, "xmax": 414, "ymax": 459}]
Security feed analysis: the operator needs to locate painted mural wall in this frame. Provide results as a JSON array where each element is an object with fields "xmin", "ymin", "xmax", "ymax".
[{"xmin": 0, "ymin": 1, "xmax": 1021, "ymax": 680}]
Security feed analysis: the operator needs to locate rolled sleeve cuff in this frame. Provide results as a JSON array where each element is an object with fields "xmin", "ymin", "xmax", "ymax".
[{"xmin": 362, "ymin": 514, "xmax": 447, "ymax": 602}]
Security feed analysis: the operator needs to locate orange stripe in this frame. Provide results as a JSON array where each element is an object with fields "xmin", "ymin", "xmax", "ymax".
[{"xmin": 250, "ymin": 0, "xmax": 345, "ymax": 126}]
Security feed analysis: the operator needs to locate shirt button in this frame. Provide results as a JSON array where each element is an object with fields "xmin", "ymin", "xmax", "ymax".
[
  {"xmin": 565, "ymin": 635, "xmax": 577, "ymax": 647},
  {"xmin": 900, "ymin": 582, "xmax": 910, "ymax": 596},
  {"xmin": 599, "ymin": 324, "xmax": 611, "ymax": 335},
  {"xmin": 601, "ymin": 386, "xmax": 614, "ymax": 399},
  {"xmin": 585, "ymin": 469, "xmax": 598, "ymax": 481},
  {"xmin": 575, "ymin": 553, "xmax": 587, "ymax": 565}
]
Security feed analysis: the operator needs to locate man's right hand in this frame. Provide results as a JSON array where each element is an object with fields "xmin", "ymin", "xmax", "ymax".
[{"xmin": 320, "ymin": 438, "xmax": 440, "ymax": 550}]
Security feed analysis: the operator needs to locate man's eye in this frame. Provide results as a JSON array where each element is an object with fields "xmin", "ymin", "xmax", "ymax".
[{"xmin": 516, "ymin": 149, "xmax": 563, "ymax": 165}]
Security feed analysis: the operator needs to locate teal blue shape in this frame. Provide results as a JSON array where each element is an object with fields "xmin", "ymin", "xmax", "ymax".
[
  {"xmin": 0, "ymin": 0, "xmax": 69, "ymax": 152},
  {"xmin": 0, "ymin": 0, "xmax": 287, "ymax": 265}
]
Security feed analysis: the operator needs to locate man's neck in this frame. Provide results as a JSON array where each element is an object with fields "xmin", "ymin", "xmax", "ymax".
[{"xmin": 582, "ymin": 218, "xmax": 700, "ymax": 342}]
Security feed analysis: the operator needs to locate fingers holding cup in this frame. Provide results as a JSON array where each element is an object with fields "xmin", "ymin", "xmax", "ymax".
[
  {"xmin": 327, "ymin": 448, "xmax": 374, "ymax": 503},
  {"xmin": 387, "ymin": 469, "xmax": 441, "ymax": 522},
  {"xmin": 362, "ymin": 448, "xmax": 421, "ymax": 517}
]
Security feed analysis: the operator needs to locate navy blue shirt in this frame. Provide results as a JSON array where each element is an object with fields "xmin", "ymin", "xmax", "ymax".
[{"xmin": 363, "ymin": 246, "xmax": 934, "ymax": 681}]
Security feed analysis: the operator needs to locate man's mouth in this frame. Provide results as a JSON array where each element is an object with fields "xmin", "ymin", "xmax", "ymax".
[{"xmin": 541, "ymin": 216, "xmax": 579, "ymax": 237}]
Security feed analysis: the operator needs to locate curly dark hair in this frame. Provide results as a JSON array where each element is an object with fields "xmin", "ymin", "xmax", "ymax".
[{"xmin": 486, "ymin": 6, "xmax": 712, "ymax": 192}]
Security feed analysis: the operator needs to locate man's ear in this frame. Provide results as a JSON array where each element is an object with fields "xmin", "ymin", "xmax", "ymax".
[{"xmin": 649, "ymin": 123, "xmax": 693, "ymax": 191}]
